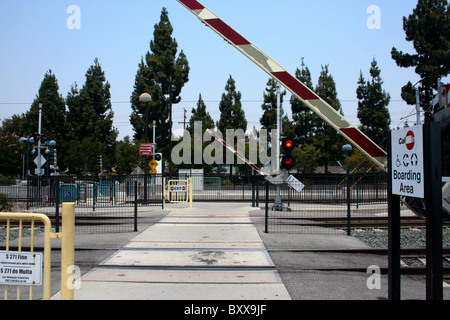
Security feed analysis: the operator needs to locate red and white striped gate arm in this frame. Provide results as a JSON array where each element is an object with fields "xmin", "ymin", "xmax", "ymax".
[{"xmin": 177, "ymin": 0, "xmax": 388, "ymax": 170}]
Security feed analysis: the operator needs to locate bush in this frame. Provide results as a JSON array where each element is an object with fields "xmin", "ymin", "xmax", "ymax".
[
  {"xmin": 0, "ymin": 193, "xmax": 12, "ymax": 212},
  {"xmin": 0, "ymin": 175, "xmax": 16, "ymax": 186}
]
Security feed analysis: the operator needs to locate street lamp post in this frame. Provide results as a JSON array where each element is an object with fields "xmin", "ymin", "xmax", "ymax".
[
  {"xmin": 19, "ymin": 136, "xmax": 35, "ymax": 180},
  {"xmin": 139, "ymin": 93, "xmax": 152, "ymax": 203},
  {"xmin": 139, "ymin": 93, "xmax": 152, "ymax": 143},
  {"xmin": 168, "ymin": 85, "xmax": 176, "ymax": 175}
]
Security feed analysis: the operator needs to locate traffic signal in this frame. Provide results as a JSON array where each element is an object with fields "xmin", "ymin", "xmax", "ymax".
[
  {"xmin": 281, "ymin": 137, "xmax": 296, "ymax": 170},
  {"xmin": 97, "ymin": 156, "xmax": 103, "ymax": 168},
  {"xmin": 439, "ymin": 84, "xmax": 450, "ymax": 109}
]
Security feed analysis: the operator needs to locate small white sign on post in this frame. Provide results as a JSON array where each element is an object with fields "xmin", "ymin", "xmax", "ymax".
[
  {"xmin": 391, "ymin": 125, "xmax": 424, "ymax": 198},
  {"xmin": 0, "ymin": 251, "xmax": 43, "ymax": 286},
  {"xmin": 170, "ymin": 185, "xmax": 187, "ymax": 193},
  {"xmin": 285, "ymin": 175, "xmax": 305, "ymax": 193}
]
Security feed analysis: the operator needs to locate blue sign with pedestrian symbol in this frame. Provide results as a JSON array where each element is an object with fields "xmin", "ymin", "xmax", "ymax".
[{"xmin": 60, "ymin": 184, "xmax": 78, "ymax": 203}]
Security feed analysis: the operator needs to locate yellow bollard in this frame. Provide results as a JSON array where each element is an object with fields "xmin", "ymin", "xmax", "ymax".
[{"xmin": 61, "ymin": 203, "xmax": 75, "ymax": 300}]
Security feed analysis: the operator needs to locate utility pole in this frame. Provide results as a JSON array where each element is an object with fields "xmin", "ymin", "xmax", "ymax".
[
  {"xmin": 178, "ymin": 108, "xmax": 187, "ymax": 131},
  {"xmin": 37, "ymin": 103, "xmax": 43, "ymax": 176},
  {"xmin": 273, "ymin": 82, "xmax": 284, "ymax": 211}
]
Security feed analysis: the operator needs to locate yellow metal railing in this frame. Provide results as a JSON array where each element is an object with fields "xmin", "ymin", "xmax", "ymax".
[
  {"xmin": 0, "ymin": 212, "xmax": 52, "ymax": 300},
  {"xmin": 0, "ymin": 203, "xmax": 75, "ymax": 300}
]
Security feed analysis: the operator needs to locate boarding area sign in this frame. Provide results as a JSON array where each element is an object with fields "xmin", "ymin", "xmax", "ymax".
[{"xmin": 391, "ymin": 125, "xmax": 424, "ymax": 198}]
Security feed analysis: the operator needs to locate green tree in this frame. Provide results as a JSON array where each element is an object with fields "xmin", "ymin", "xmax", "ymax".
[
  {"xmin": 259, "ymin": 78, "xmax": 286, "ymax": 131},
  {"xmin": 391, "ymin": 0, "xmax": 449, "ymax": 121},
  {"xmin": 0, "ymin": 132, "xmax": 26, "ymax": 177},
  {"xmin": 216, "ymin": 75, "xmax": 247, "ymax": 175},
  {"xmin": 130, "ymin": 7, "xmax": 190, "ymax": 164},
  {"xmin": 66, "ymin": 58, "xmax": 118, "ymax": 166},
  {"xmin": 65, "ymin": 137, "xmax": 107, "ymax": 175},
  {"xmin": 0, "ymin": 114, "xmax": 26, "ymax": 138},
  {"xmin": 115, "ymin": 136, "xmax": 140, "ymax": 175},
  {"xmin": 21, "ymin": 70, "xmax": 67, "ymax": 144},
  {"xmin": 187, "ymin": 93, "xmax": 215, "ymax": 135},
  {"xmin": 292, "ymin": 144, "xmax": 319, "ymax": 173},
  {"xmin": 217, "ymin": 75, "xmax": 247, "ymax": 133},
  {"xmin": 21, "ymin": 70, "xmax": 68, "ymax": 172},
  {"xmin": 313, "ymin": 65, "xmax": 345, "ymax": 173},
  {"xmin": 290, "ymin": 59, "xmax": 319, "ymax": 146},
  {"xmin": 357, "ymin": 58, "xmax": 391, "ymax": 149}
]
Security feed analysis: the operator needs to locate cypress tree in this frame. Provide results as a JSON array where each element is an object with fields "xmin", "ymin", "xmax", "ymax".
[
  {"xmin": 391, "ymin": 0, "xmax": 449, "ymax": 121},
  {"xmin": 216, "ymin": 75, "xmax": 247, "ymax": 134},
  {"xmin": 357, "ymin": 58, "xmax": 391, "ymax": 149},
  {"xmin": 66, "ymin": 58, "xmax": 117, "ymax": 171},
  {"xmin": 290, "ymin": 59, "xmax": 319, "ymax": 146},
  {"xmin": 187, "ymin": 93, "xmax": 215, "ymax": 135},
  {"xmin": 216, "ymin": 75, "xmax": 247, "ymax": 175},
  {"xmin": 130, "ymin": 7, "xmax": 190, "ymax": 163},
  {"xmin": 259, "ymin": 77, "xmax": 286, "ymax": 131},
  {"xmin": 313, "ymin": 65, "xmax": 345, "ymax": 173}
]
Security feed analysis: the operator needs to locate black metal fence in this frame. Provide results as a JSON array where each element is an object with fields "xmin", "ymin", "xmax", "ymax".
[
  {"xmin": 1, "ymin": 172, "xmax": 392, "ymax": 234},
  {"xmin": 262, "ymin": 172, "xmax": 398, "ymax": 234},
  {"xmin": 1, "ymin": 174, "xmax": 165, "ymax": 234}
]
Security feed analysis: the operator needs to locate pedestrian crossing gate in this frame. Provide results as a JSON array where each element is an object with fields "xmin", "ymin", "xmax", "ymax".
[{"xmin": 163, "ymin": 178, "xmax": 193, "ymax": 209}]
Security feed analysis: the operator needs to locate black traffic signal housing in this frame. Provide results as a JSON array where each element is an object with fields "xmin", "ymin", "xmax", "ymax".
[{"xmin": 281, "ymin": 136, "xmax": 296, "ymax": 170}]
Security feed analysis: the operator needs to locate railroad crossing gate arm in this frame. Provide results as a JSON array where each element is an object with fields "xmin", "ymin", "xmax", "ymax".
[
  {"xmin": 177, "ymin": 0, "xmax": 388, "ymax": 171},
  {"xmin": 206, "ymin": 129, "xmax": 261, "ymax": 173}
]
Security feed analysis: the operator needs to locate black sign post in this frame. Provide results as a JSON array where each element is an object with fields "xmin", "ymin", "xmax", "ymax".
[
  {"xmin": 387, "ymin": 132, "xmax": 401, "ymax": 300},
  {"xmin": 423, "ymin": 122, "xmax": 443, "ymax": 300}
]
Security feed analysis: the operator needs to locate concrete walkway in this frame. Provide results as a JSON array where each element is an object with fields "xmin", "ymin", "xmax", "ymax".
[{"xmin": 53, "ymin": 203, "xmax": 291, "ymax": 300}]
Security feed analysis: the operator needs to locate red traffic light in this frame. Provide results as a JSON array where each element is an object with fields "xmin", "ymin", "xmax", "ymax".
[
  {"xmin": 284, "ymin": 140, "xmax": 293, "ymax": 148},
  {"xmin": 281, "ymin": 155, "xmax": 296, "ymax": 170},
  {"xmin": 282, "ymin": 137, "xmax": 295, "ymax": 150}
]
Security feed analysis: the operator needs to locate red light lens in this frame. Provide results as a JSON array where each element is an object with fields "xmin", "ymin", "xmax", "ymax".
[{"xmin": 285, "ymin": 140, "xmax": 293, "ymax": 148}]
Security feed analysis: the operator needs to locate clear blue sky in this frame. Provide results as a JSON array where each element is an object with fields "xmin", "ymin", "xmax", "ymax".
[{"xmin": 0, "ymin": 0, "xmax": 442, "ymax": 141}]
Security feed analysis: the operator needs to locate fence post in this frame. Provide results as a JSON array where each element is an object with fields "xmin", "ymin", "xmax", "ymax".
[
  {"xmin": 256, "ymin": 175, "xmax": 260, "ymax": 207},
  {"xmin": 61, "ymin": 202, "xmax": 75, "ymax": 300},
  {"xmin": 134, "ymin": 181, "xmax": 138, "ymax": 232},
  {"xmin": 252, "ymin": 174, "xmax": 255, "ymax": 207},
  {"xmin": 55, "ymin": 176, "xmax": 60, "ymax": 233},
  {"xmin": 264, "ymin": 181, "xmax": 269, "ymax": 233},
  {"xmin": 189, "ymin": 177, "xmax": 193, "ymax": 208},
  {"xmin": 162, "ymin": 177, "xmax": 166, "ymax": 210}
]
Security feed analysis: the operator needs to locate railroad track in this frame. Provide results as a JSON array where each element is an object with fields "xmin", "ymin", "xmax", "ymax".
[
  {"xmin": 267, "ymin": 248, "xmax": 450, "ymax": 276},
  {"xmin": 269, "ymin": 216, "xmax": 450, "ymax": 229}
]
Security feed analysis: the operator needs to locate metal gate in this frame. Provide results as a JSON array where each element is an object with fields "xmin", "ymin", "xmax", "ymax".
[{"xmin": 0, "ymin": 212, "xmax": 52, "ymax": 300}]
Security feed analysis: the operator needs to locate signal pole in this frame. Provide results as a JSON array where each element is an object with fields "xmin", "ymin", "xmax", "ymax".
[{"xmin": 273, "ymin": 82, "xmax": 284, "ymax": 211}]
